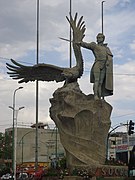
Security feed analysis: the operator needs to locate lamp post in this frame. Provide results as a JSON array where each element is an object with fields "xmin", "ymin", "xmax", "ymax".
[
  {"xmin": 35, "ymin": 0, "xmax": 40, "ymax": 171},
  {"xmin": 9, "ymin": 87, "xmax": 23, "ymax": 180},
  {"xmin": 18, "ymin": 130, "xmax": 34, "ymax": 164},
  {"xmin": 69, "ymin": 0, "xmax": 72, "ymax": 68},
  {"xmin": 106, "ymin": 123, "xmax": 128, "ymax": 161},
  {"xmin": 51, "ymin": 126, "xmax": 58, "ymax": 159},
  {"xmin": 19, "ymin": 124, "xmax": 48, "ymax": 165},
  {"xmin": 127, "ymin": 121, "xmax": 130, "ymax": 164}
]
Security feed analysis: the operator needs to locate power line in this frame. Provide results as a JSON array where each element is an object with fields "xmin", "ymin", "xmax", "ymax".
[
  {"xmin": 1, "ymin": 56, "xmax": 135, "ymax": 76},
  {"xmin": 0, "ymin": 56, "xmax": 33, "ymax": 65},
  {"xmin": 112, "ymin": 112, "xmax": 135, "ymax": 119},
  {"xmin": 84, "ymin": 69, "xmax": 135, "ymax": 76}
]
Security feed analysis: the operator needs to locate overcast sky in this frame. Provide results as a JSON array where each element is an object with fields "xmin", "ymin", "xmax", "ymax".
[{"xmin": 0, "ymin": 0, "xmax": 135, "ymax": 133}]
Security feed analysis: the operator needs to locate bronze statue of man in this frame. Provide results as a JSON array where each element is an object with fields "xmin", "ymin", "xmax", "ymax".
[{"xmin": 78, "ymin": 33, "xmax": 113, "ymax": 100}]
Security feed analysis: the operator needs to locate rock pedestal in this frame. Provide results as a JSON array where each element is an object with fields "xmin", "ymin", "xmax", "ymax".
[{"xmin": 50, "ymin": 82, "xmax": 112, "ymax": 169}]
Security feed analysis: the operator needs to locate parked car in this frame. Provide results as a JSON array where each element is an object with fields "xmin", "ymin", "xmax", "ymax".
[
  {"xmin": 18, "ymin": 173, "xmax": 28, "ymax": 180},
  {"xmin": 1, "ymin": 173, "xmax": 12, "ymax": 180},
  {"xmin": 32, "ymin": 169, "xmax": 44, "ymax": 180}
]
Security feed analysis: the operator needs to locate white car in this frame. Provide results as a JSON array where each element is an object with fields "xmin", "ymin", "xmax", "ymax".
[
  {"xmin": 18, "ymin": 173, "xmax": 28, "ymax": 180},
  {"xmin": 1, "ymin": 174, "xmax": 11, "ymax": 179}
]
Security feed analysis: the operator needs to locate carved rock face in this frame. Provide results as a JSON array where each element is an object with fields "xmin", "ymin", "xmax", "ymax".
[{"xmin": 50, "ymin": 82, "xmax": 112, "ymax": 169}]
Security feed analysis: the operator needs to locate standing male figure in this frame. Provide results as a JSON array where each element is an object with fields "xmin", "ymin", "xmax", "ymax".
[{"xmin": 78, "ymin": 33, "xmax": 113, "ymax": 100}]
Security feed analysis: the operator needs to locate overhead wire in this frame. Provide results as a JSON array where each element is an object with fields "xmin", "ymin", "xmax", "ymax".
[
  {"xmin": 1, "ymin": 56, "xmax": 135, "ymax": 76},
  {"xmin": 0, "ymin": 56, "xmax": 33, "ymax": 65},
  {"xmin": 112, "ymin": 112, "xmax": 135, "ymax": 119}
]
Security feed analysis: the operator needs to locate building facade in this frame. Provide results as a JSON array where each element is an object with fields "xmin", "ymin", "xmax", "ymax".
[
  {"xmin": 6, "ymin": 126, "xmax": 65, "ymax": 166},
  {"xmin": 109, "ymin": 132, "xmax": 135, "ymax": 164}
]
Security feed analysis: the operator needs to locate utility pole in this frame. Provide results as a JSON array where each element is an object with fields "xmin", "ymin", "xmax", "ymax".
[
  {"xmin": 106, "ymin": 123, "xmax": 128, "ymax": 161},
  {"xmin": 55, "ymin": 127, "xmax": 58, "ymax": 159},
  {"xmin": 10, "ymin": 87, "xmax": 23, "ymax": 180},
  {"xmin": 35, "ymin": 0, "xmax": 40, "ymax": 171},
  {"xmin": 127, "ymin": 120, "xmax": 135, "ymax": 163},
  {"xmin": 127, "ymin": 121, "xmax": 130, "ymax": 164},
  {"xmin": 69, "ymin": 0, "xmax": 72, "ymax": 68},
  {"xmin": 101, "ymin": 1, "xmax": 105, "ymax": 34}
]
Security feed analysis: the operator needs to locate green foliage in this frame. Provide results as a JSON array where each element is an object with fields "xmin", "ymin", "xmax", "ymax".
[
  {"xmin": 44, "ymin": 168, "xmax": 59, "ymax": 177},
  {"xmin": 59, "ymin": 157, "xmax": 67, "ymax": 169},
  {"xmin": 0, "ymin": 165, "xmax": 10, "ymax": 177},
  {"xmin": 0, "ymin": 132, "xmax": 12, "ymax": 160},
  {"xmin": 105, "ymin": 159, "xmax": 127, "ymax": 166}
]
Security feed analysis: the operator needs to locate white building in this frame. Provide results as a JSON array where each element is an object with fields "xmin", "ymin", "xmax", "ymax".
[
  {"xmin": 108, "ymin": 132, "xmax": 135, "ymax": 164},
  {"xmin": 5, "ymin": 124, "xmax": 65, "ymax": 166}
]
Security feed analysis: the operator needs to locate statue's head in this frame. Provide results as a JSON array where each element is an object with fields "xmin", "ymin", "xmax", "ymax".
[{"xmin": 96, "ymin": 33, "xmax": 105, "ymax": 43}]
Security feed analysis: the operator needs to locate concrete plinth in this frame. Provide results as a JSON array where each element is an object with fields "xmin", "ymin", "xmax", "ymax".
[
  {"xmin": 64, "ymin": 176, "xmax": 83, "ymax": 180},
  {"xmin": 50, "ymin": 82, "xmax": 112, "ymax": 168}
]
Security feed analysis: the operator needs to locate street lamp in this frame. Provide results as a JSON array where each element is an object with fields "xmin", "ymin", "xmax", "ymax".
[
  {"xmin": 106, "ymin": 123, "xmax": 128, "ymax": 161},
  {"xmin": 18, "ymin": 124, "xmax": 49, "ymax": 165},
  {"xmin": 18, "ymin": 130, "xmax": 34, "ymax": 164},
  {"xmin": 51, "ymin": 126, "xmax": 58, "ymax": 159},
  {"xmin": 9, "ymin": 87, "xmax": 23, "ymax": 180}
]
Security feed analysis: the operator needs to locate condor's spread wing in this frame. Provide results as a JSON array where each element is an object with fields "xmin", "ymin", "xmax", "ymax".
[{"xmin": 6, "ymin": 59, "xmax": 65, "ymax": 83}]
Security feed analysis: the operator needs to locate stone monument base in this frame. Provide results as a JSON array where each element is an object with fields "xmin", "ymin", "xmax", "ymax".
[
  {"xmin": 42, "ymin": 165, "xmax": 128, "ymax": 179},
  {"xmin": 50, "ymin": 82, "xmax": 112, "ymax": 167},
  {"xmin": 72, "ymin": 164, "xmax": 128, "ymax": 178},
  {"xmin": 42, "ymin": 164, "xmax": 128, "ymax": 179}
]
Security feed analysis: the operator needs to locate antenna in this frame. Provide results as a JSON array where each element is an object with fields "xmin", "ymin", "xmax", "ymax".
[
  {"xmin": 69, "ymin": 0, "xmax": 72, "ymax": 68},
  {"xmin": 101, "ymin": 1, "xmax": 105, "ymax": 34}
]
